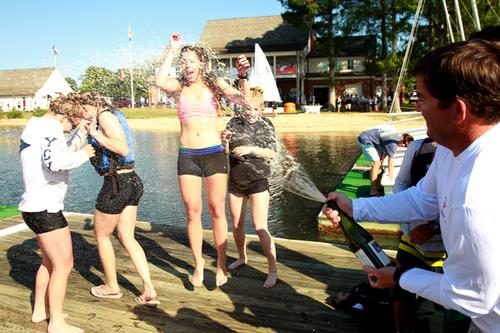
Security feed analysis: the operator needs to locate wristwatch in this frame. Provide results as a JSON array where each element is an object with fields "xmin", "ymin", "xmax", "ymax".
[{"xmin": 238, "ymin": 72, "xmax": 248, "ymax": 80}]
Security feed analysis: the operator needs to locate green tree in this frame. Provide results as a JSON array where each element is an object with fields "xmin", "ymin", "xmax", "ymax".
[
  {"xmin": 338, "ymin": 0, "xmax": 416, "ymax": 111},
  {"xmin": 79, "ymin": 65, "xmax": 153, "ymax": 102},
  {"xmin": 280, "ymin": 0, "xmax": 340, "ymax": 111},
  {"xmin": 65, "ymin": 77, "xmax": 78, "ymax": 92}
]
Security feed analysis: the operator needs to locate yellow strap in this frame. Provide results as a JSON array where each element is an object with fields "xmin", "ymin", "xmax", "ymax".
[{"xmin": 398, "ymin": 234, "xmax": 447, "ymax": 267}]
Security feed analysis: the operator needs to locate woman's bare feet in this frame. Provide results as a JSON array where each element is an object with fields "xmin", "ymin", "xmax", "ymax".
[
  {"xmin": 31, "ymin": 311, "xmax": 68, "ymax": 323},
  {"xmin": 47, "ymin": 321, "xmax": 84, "ymax": 333},
  {"xmin": 192, "ymin": 259, "xmax": 205, "ymax": 287},
  {"xmin": 227, "ymin": 258, "xmax": 247, "ymax": 270},
  {"xmin": 216, "ymin": 268, "xmax": 228, "ymax": 287},
  {"xmin": 263, "ymin": 271, "xmax": 278, "ymax": 288}
]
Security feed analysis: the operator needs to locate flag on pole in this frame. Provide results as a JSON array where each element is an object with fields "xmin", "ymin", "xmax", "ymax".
[
  {"xmin": 52, "ymin": 45, "xmax": 59, "ymax": 55},
  {"xmin": 128, "ymin": 25, "xmax": 133, "ymax": 41},
  {"xmin": 303, "ymin": 28, "xmax": 315, "ymax": 56},
  {"xmin": 249, "ymin": 43, "xmax": 282, "ymax": 102}
]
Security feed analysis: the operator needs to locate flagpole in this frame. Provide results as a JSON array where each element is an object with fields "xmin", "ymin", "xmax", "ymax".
[{"xmin": 128, "ymin": 24, "xmax": 135, "ymax": 108}]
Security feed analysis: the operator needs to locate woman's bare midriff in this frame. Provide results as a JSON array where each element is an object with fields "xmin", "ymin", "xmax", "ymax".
[{"xmin": 179, "ymin": 119, "xmax": 222, "ymax": 148}]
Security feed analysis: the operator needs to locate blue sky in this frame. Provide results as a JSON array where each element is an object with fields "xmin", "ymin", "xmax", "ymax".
[{"xmin": 1, "ymin": 0, "xmax": 284, "ymax": 81}]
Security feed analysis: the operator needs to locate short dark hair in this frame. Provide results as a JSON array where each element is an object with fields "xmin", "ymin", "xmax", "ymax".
[
  {"xmin": 412, "ymin": 40, "xmax": 500, "ymax": 123},
  {"xmin": 468, "ymin": 25, "xmax": 500, "ymax": 42},
  {"xmin": 400, "ymin": 133, "xmax": 414, "ymax": 147}
]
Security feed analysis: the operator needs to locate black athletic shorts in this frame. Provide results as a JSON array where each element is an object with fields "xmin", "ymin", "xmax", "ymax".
[
  {"xmin": 22, "ymin": 210, "xmax": 68, "ymax": 234},
  {"xmin": 95, "ymin": 171, "xmax": 144, "ymax": 214},
  {"xmin": 228, "ymin": 178, "xmax": 269, "ymax": 196},
  {"xmin": 393, "ymin": 248, "xmax": 431, "ymax": 302},
  {"xmin": 177, "ymin": 146, "xmax": 227, "ymax": 177}
]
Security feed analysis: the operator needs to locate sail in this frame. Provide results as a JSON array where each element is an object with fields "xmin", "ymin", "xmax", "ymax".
[{"xmin": 249, "ymin": 43, "xmax": 282, "ymax": 102}]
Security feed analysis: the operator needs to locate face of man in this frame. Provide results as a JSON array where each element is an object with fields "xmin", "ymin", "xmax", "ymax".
[{"xmin": 416, "ymin": 75, "xmax": 456, "ymax": 148}]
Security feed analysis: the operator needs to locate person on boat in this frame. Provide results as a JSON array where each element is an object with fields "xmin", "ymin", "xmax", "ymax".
[
  {"xmin": 18, "ymin": 95, "xmax": 94, "ymax": 333},
  {"xmin": 72, "ymin": 92, "xmax": 159, "ymax": 307},
  {"xmin": 393, "ymin": 137, "xmax": 470, "ymax": 332},
  {"xmin": 155, "ymin": 32, "xmax": 250, "ymax": 287},
  {"xmin": 357, "ymin": 125, "xmax": 413, "ymax": 196},
  {"xmin": 323, "ymin": 40, "xmax": 500, "ymax": 333},
  {"xmin": 222, "ymin": 55, "xmax": 278, "ymax": 288}
]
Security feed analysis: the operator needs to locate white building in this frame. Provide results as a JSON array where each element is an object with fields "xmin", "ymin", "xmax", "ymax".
[{"xmin": 0, "ymin": 67, "xmax": 73, "ymax": 112}]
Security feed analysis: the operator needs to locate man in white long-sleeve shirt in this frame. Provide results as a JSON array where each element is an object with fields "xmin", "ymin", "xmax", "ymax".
[{"xmin": 323, "ymin": 40, "xmax": 500, "ymax": 333}]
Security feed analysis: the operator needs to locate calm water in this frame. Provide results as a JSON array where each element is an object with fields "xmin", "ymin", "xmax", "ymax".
[{"xmin": 0, "ymin": 127, "xmax": 359, "ymax": 241}]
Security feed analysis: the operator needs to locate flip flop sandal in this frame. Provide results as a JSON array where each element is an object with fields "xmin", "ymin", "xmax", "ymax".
[
  {"xmin": 134, "ymin": 295, "xmax": 160, "ymax": 308},
  {"xmin": 90, "ymin": 285, "xmax": 123, "ymax": 299}
]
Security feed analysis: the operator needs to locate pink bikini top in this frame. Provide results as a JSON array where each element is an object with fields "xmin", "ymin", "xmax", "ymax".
[{"xmin": 177, "ymin": 91, "xmax": 218, "ymax": 122}]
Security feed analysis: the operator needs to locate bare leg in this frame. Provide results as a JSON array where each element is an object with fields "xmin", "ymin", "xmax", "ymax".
[
  {"xmin": 31, "ymin": 256, "xmax": 51, "ymax": 322},
  {"xmin": 205, "ymin": 173, "xmax": 228, "ymax": 287},
  {"xmin": 394, "ymin": 299, "xmax": 417, "ymax": 332},
  {"xmin": 250, "ymin": 191, "xmax": 277, "ymax": 288},
  {"xmin": 370, "ymin": 160, "xmax": 382, "ymax": 195},
  {"xmin": 116, "ymin": 205, "xmax": 156, "ymax": 299},
  {"xmin": 228, "ymin": 192, "xmax": 248, "ymax": 269},
  {"xmin": 37, "ymin": 227, "xmax": 83, "ymax": 333},
  {"xmin": 179, "ymin": 175, "xmax": 205, "ymax": 287},
  {"xmin": 93, "ymin": 209, "xmax": 121, "ymax": 294}
]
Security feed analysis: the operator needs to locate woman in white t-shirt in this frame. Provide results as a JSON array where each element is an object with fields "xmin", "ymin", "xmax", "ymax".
[{"xmin": 19, "ymin": 96, "xmax": 94, "ymax": 333}]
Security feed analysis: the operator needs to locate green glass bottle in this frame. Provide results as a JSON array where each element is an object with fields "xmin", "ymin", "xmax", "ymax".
[{"xmin": 327, "ymin": 200, "xmax": 391, "ymax": 268}]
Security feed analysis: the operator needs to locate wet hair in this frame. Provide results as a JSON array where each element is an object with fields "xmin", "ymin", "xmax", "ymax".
[
  {"xmin": 178, "ymin": 45, "xmax": 221, "ymax": 99},
  {"xmin": 411, "ymin": 40, "xmax": 500, "ymax": 123},
  {"xmin": 71, "ymin": 92, "xmax": 112, "ymax": 112},
  {"xmin": 49, "ymin": 94, "xmax": 86, "ymax": 118},
  {"xmin": 248, "ymin": 87, "xmax": 265, "ymax": 109}
]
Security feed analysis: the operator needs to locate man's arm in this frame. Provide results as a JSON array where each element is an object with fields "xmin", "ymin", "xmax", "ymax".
[
  {"xmin": 355, "ymin": 151, "xmax": 440, "ymax": 224},
  {"xmin": 402, "ymin": 207, "xmax": 500, "ymax": 319}
]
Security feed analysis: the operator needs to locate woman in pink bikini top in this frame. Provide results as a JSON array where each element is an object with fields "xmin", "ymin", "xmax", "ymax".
[{"xmin": 155, "ymin": 32, "xmax": 249, "ymax": 288}]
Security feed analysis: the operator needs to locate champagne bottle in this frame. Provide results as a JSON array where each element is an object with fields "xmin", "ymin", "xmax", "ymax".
[{"xmin": 327, "ymin": 200, "xmax": 391, "ymax": 268}]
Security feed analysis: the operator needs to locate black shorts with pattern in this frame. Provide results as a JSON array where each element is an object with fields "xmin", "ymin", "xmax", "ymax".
[
  {"xmin": 95, "ymin": 171, "xmax": 144, "ymax": 214},
  {"xmin": 22, "ymin": 210, "xmax": 68, "ymax": 234}
]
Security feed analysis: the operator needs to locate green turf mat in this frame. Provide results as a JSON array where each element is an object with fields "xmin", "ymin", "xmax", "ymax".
[{"xmin": 0, "ymin": 205, "xmax": 20, "ymax": 219}]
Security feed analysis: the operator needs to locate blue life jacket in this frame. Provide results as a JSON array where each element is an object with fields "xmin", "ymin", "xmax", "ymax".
[{"xmin": 88, "ymin": 109, "xmax": 135, "ymax": 176}]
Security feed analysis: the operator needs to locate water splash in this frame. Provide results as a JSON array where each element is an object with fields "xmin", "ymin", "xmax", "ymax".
[{"xmin": 269, "ymin": 142, "xmax": 326, "ymax": 203}]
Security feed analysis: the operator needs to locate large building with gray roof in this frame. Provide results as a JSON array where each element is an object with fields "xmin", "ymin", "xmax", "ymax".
[{"xmin": 198, "ymin": 15, "xmax": 380, "ymax": 107}]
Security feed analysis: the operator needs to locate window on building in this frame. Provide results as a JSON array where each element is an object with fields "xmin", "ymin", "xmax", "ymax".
[{"xmin": 275, "ymin": 56, "xmax": 297, "ymax": 75}]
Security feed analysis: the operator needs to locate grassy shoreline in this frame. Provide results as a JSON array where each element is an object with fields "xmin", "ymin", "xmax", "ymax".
[{"xmin": 0, "ymin": 107, "xmax": 424, "ymax": 133}]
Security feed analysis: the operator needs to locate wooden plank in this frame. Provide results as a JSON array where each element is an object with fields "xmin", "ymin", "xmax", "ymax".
[{"xmin": 0, "ymin": 214, "xmax": 443, "ymax": 333}]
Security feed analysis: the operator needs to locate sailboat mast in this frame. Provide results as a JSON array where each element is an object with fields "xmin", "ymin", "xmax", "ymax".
[
  {"xmin": 441, "ymin": 0, "xmax": 455, "ymax": 43},
  {"xmin": 388, "ymin": 0, "xmax": 425, "ymax": 114},
  {"xmin": 470, "ymin": 0, "xmax": 482, "ymax": 31},
  {"xmin": 453, "ymin": 0, "xmax": 466, "ymax": 41}
]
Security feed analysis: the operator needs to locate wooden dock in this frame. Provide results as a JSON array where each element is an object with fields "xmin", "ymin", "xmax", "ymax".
[{"xmin": 0, "ymin": 213, "xmax": 443, "ymax": 333}]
